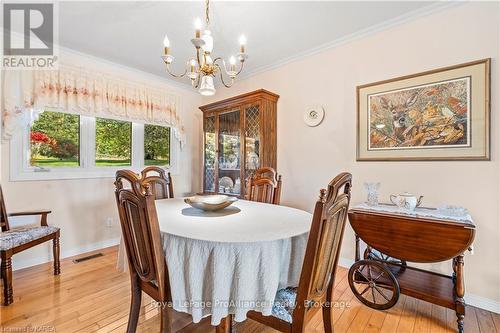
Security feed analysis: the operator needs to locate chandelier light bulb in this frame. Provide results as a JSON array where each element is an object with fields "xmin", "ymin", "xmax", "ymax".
[
  {"xmin": 239, "ymin": 35, "xmax": 247, "ymax": 53},
  {"xmin": 163, "ymin": 34, "xmax": 170, "ymax": 57},
  {"xmin": 188, "ymin": 59, "xmax": 197, "ymax": 79},
  {"xmin": 227, "ymin": 56, "xmax": 237, "ymax": 78},
  {"xmin": 189, "ymin": 59, "xmax": 197, "ymax": 72},
  {"xmin": 194, "ymin": 17, "xmax": 202, "ymax": 38}
]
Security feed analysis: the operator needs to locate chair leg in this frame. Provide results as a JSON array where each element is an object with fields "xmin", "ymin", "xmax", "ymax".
[
  {"xmin": 160, "ymin": 305, "xmax": 172, "ymax": 333},
  {"xmin": 126, "ymin": 277, "xmax": 142, "ymax": 333},
  {"xmin": 216, "ymin": 316, "xmax": 232, "ymax": 333},
  {"xmin": 1, "ymin": 255, "xmax": 13, "ymax": 306},
  {"xmin": 322, "ymin": 305, "xmax": 334, "ymax": 333},
  {"xmin": 53, "ymin": 236, "xmax": 61, "ymax": 275}
]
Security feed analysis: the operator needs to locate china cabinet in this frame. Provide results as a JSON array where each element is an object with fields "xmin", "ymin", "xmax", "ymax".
[{"xmin": 199, "ymin": 89, "xmax": 279, "ymax": 197}]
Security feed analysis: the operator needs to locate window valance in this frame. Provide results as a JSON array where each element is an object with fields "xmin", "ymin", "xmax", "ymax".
[{"xmin": 2, "ymin": 65, "xmax": 185, "ymax": 145}]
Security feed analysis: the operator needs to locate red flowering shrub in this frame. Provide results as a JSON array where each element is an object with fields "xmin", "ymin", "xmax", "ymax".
[{"xmin": 30, "ymin": 131, "xmax": 51, "ymax": 143}]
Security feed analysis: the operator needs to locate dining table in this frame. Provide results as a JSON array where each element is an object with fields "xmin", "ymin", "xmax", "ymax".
[{"xmin": 116, "ymin": 197, "xmax": 312, "ymax": 326}]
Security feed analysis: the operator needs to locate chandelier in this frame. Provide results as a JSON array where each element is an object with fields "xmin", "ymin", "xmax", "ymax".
[{"xmin": 161, "ymin": 0, "xmax": 248, "ymax": 96}]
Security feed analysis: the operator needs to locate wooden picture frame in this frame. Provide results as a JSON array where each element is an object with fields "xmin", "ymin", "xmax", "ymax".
[{"xmin": 356, "ymin": 59, "xmax": 490, "ymax": 161}]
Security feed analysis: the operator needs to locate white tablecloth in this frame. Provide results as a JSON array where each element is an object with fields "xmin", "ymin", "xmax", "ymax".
[{"xmin": 117, "ymin": 198, "xmax": 312, "ymax": 325}]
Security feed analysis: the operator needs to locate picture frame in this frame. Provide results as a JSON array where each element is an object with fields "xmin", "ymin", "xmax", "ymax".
[{"xmin": 356, "ymin": 59, "xmax": 490, "ymax": 161}]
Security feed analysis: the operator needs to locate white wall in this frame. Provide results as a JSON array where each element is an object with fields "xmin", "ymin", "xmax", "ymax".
[
  {"xmin": 204, "ymin": 2, "xmax": 500, "ymax": 310},
  {"xmin": 1, "ymin": 47, "xmax": 203, "ymax": 270}
]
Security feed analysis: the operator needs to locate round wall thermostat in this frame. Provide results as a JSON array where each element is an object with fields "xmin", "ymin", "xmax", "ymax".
[{"xmin": 303, "ymin": 105, "xmax": 325, "ymax": 127}]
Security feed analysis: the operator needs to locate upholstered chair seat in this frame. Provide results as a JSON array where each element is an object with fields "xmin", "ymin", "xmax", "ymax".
[
  {"xmin": 272, "ymin": 287, "xmax": 298, "ymax": 323},
  {"xmin": 0, "ymin": 226, "xmax": 60, "ymax": 251}
]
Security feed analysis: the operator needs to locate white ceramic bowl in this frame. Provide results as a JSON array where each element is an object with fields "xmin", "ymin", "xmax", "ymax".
[{"xmin": 184, "ymin": 195, "xmax": 238, "ymax": 211}]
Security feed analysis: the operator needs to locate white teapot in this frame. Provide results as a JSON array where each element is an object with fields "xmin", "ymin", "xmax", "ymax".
[{"xmin": 390, "ymin": 192, "xmax": 423, "ymax": 211}]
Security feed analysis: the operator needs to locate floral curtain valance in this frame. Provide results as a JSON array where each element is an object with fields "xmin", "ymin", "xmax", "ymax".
[{"xmin": 2, "ymin": 65, "xmax": 186, "ymax": 145}]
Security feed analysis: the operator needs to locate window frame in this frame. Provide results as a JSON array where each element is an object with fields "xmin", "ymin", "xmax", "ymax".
[{"xmin": 10, "ymin": 111, "xmax": 179, "ymax": 181}]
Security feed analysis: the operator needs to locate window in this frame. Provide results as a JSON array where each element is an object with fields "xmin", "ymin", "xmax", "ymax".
[
  {"xmin": 11, "ymin": 110, "xmax": 178, "ymax": 181},
  {"xmin": 144, "ymin": 124, "xmax": 170, "ymax": 166},
  {"xmin": 30, "ymin": 111, "xmax": 80, "ymax": 167},
  {"xmin": 95, "ymin": 118, "xmax": 132, "ymax": 166}
]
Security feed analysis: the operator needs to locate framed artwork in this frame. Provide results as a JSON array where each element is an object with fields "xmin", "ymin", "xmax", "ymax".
[{"xmin": 357, "ymin": 59, "xmax": 490, "ymax": 161}]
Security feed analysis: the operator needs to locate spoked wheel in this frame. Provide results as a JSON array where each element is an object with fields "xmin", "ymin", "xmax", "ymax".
[
  {"xmin": 364, "ymin": 248, "xmax": 407, "ymax": 275},
  {"xmin": 348, "ymin": 259, "xmax": 400, "ymax": 310}
]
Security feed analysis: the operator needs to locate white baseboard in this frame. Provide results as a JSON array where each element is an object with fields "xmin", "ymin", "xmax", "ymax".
[
  {"xmin": 466, "ymin": 294, "xmax": 500, "ymax": 314},
  {"xmin": 337, "ymin": 257, "xmax": 500, "ymax": 314},
  {"xmin": 11, "ymin": 237, "xmax": 121, "ymax": 271}
]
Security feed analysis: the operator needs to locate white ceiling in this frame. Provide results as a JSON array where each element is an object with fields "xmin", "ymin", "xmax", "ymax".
[{"xmin": 57, "ymin": 1, "xmax": 440, "ymax": 86}]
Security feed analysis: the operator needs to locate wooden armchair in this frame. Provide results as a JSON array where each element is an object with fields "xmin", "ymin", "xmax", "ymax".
[
  {"xmin": 115, "ymin": 170, "xmax": 172, "ymax": 333},
  {"xmin": 246, "ymin": 172, "xmax": 352, "ymax": 333},
  {"xmin": 141, "ymin": 166, "xmax": 174, "ymax": 200},
  {"xmin": 0, "ymin": 185, "xmax": 60, "ymax": 306},
  {"xmin": 246, "ymin": 167, "xmax": 282, "ymax": 205}
]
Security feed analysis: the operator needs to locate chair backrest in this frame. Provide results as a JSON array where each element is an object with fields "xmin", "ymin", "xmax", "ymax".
[
  {"xmin": 294, "ymin": 172, "xmax": 352, "ymax": 320},
  {"xmin": 0, "ymin": 185, "xmax": 10, "ymax": 232},
  {"xmin": 246, "ymin": 167, "xmax": 282, "ymax": 205},
  {"xmin": 114, "ymin": 170, "xmax": 168, "ymax": 298},
  {"xmin": 141, "ymin": 166, "xmax": 174, "ymax": 199}
]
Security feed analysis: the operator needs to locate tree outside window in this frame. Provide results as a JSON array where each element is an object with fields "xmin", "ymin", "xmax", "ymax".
[
  {"xmin": 95, "ymin": 118, "xmax": 132, "ymax": 166},
  {"xmin": 30, "ymin": 111, "xmax": 80, "ymax": 167},
  {"xmin": 144, "ymin": 124, "xmax": 170, "ymax": 166}
]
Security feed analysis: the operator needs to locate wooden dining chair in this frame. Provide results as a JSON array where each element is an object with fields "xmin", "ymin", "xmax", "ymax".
[
  {"xmin": 0, "ymin": 185, "xmax": 60, "ymax": 306},
  {"xmin": 114, "ymin": 170, "xmax": 172, "ymax": 333},
  {"xmin": 141, "ymin": 166, "xmax": 174, "ymax": 199},
  {"xmin": 246, "ymin": 167, "xmax": 282, "ymax": 205},
  {"xmin": 245, "ymin": 172, "xmax": 352, "ymax": 333}
]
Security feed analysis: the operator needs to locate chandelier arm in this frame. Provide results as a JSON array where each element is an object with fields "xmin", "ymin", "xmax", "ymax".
[
  {"xmin": 196, "ymin": 48, "xmax": 202, "ymax": 66},
  {"xmin": 215, "ymin": 64, "xmax": 234, "ymax": 88},
  {"xmin": 193, "ymin": 73, "xmax": 201, "ymax": 89},
  {"xmin": 213, "ymin": 57, "xmax": 244, "ymax": 76},
  {"xmin": 165, "ymin": 63, "xmax": 188, "ymax": 78},
  {"xmin": 212, "ymin": 57, "xmax": 226, "ymax": 72},
  {"xmin": 236, "ymin": 60, "xmax": 245, "ymax": 75}
]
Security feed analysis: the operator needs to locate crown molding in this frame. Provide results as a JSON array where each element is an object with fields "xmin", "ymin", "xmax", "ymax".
[{"xmin": 238, "ymin": 1, "xmax": 466, "ymax": 81}]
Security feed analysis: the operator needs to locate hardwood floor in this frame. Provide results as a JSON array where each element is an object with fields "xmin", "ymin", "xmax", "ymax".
[{"xmin": 1, "ymin": 246, "xmax": 499, "ymax": 333}]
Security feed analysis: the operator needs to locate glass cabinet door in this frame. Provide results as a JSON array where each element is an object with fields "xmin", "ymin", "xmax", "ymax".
[
  {"xmin": 218, "ymin": 110, "xmax": 241, "ymax": 195},
  {"xmin": 204, "ymin": 115, "xmax": 216, "ymax": 192},
  {"xmin": 244, "ymin": 104, "xmax": 260, "ymax": 185}
]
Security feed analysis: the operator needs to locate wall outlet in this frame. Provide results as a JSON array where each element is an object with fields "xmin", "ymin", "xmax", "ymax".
[{"xmin": 105, "ymin": 217, "xmax": 113, "ymax": 227}]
